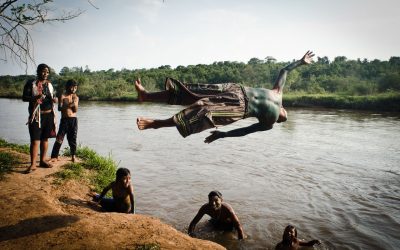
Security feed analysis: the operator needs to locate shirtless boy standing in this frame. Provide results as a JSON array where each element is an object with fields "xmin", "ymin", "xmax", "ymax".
[{"xmin": 51, "ymin": 79, "xmax": 79, "ymax": 162}]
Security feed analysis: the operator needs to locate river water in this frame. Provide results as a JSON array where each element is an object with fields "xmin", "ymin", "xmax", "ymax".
[{"xmin": 1, "ymin": 98, "xmax": 399, "ymax": 250}]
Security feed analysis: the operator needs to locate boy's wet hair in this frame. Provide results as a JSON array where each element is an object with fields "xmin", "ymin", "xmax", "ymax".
[
  {"xmin": 116, "ymin": 168, "xmax": 131, "ymax": 181},
  {"xmin": 66, "ymin": 79, "xmax": 78, "ymax": 89},
  {"xmin": 282, "ymin": 224, "xmax": 297, "ymax": 243},
  {"xmin": 36, "ymin": 63, "xmax": 49, "ymax": 76},
  {"xmin": 208, "ymin": 190, "xmax": 222, "ymax": 200}
]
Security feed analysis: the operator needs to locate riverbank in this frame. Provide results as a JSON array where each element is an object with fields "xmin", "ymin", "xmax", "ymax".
[
  {"xmin": 284, "ymin": 92, "xmax": 400, "ymax": 111},
  {"xmin": 0, "ymin": 144, "xmax": 224, "ymax": 249},
  {"xmin": 2, "ymin": 92, "xmax": 399, "ymax": 111}
]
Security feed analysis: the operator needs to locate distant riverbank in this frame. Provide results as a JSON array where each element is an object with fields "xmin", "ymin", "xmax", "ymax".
[
  {"xmin": 284, "ymin": 92, "xmax": 400, "ymax": 111},
  {"xmin": 2, "ymin": 92, "xmax": 399, "ymax": 111}
]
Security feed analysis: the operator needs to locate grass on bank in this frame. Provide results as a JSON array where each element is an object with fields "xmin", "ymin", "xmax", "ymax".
[
  {"xmin": 0, "ymin": 138, "xmax": 117, "ymax": 192},
  {"xmin": 0, "ymin": 151, "xmax": 19, "ymax": 179},
  {"xmin": 0, "ymin": 138, "xmax": 30, "ymax": 154},
  {"xmin": 0, "ymin": 139, "xmax": 28, "ymax": 179},
  {"xmin": 60, "ymin": 145, "xmax": 117, "ymax": 192}
]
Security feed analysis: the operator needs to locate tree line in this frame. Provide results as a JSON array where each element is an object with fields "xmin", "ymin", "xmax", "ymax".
[{"xmin": 0, "ymin": 55, "xmax": 399, "ymax": 110}]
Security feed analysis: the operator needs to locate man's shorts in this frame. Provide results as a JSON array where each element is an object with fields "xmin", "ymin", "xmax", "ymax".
[{"xmin": 28, "ymin": 112, "xmax": 55, "ymax": 141}]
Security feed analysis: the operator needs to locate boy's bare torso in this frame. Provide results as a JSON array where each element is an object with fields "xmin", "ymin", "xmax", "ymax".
[{"xmin": 60, "ymin": 93, "xmax": 78, "ymax": 118}]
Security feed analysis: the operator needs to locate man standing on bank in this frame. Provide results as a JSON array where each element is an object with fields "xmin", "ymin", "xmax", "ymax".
[
  {"xmin": 135, "ymin": 51, "xmax": 314, "ymax": 143},
  {"xmin": 23, "ymin": 64, "xmax": 57, "ymax": 173}
]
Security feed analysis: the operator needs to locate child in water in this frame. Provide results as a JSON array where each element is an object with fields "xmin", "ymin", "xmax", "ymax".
[
  {"xmin": 275, "ymin": 225, "xmax": 321, "ymax": 250},
  {"xmin": 92, "ymin": 168, "xmax": 135, "ymax": 213}
]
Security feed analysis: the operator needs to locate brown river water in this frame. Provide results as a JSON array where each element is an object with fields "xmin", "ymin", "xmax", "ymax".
[{"xmin": 1, "ymin": 98, "xmax": 399, "ymax": 250}]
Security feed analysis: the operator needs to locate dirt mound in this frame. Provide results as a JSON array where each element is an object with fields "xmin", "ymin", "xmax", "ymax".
[{"xmin": 0, "ymin": 149, "xmax": 224, "ymax": 249}]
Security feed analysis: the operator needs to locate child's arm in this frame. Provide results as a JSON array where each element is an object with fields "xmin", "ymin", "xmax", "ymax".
[
  {"xmin": 58, "ymin": 95, "xmax": 64, "ymax": 111},
  {"xmin": 95, "ymin": 182, "xmax": 113, "ymax": 202},
  {"xmin": 71, "ymin": 94, "xmax": 79, "ymax": 113},
  {"xmin": 227, "ymin": 205, "xmax": 245, "ymax": 240},
  {"xmin": 128, "ymin": 184, "xmax": 135, "ymax": 214},
  {"xmin": 188, "ymin": 205, "xmax": 207, "ymax": 236},
  {"xmin": 299, "ymin": 239, "xmax": 321, "ymax": 246}
]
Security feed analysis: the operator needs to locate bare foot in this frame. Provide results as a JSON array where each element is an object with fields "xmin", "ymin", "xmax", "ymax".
[
  {"xmin": 24, "ymin": 165, "xmax": 37, "ymax": 174},
  {"xmin": 50, "ymin": 157, "xmax": 58, "ymax": 162},
  {"xmin": 137, "ymin": 117, "xmax": 156, "ymax": 130},
  {"xmin": 40, "ymin": 161, "xmax": 53, "ymax": 168},
  {"xmin": 135, "ymin": 78, "xmax": 147, "ymax": 102},
  {"xmin": 72, "ymin": 155, "xmax": 76, "ymax": 163}
]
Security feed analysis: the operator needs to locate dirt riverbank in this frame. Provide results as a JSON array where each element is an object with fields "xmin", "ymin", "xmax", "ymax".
[{"xmin": 0, "ymin": 147, "xmax": 224, "ymax": 249}]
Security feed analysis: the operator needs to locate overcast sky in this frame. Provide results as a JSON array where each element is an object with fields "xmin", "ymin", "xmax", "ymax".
[{"xmin": 1, "ymin": 0, "xmax": 399, "ymax": 75}]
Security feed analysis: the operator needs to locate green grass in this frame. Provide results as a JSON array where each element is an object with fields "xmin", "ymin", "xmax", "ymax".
[
  {"xmin": 0, "ymin": 138, "xmax": 30, "ymax": 154},
  {"xmin": 62, "ymin": 145, "xmax": 117, "ymax": 192},
  {"xmin": 0, "ymin": 151, "xmax": 18, "ymax": 179},
  {"xmin": 0, "ymin": 138, "xmax": 117, "ymax": 192},
  {"xmin": 54, "ymin": 163, "xmax": 85, "ymax": 182}
]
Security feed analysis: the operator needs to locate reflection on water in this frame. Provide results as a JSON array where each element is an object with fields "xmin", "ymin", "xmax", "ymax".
[{"xmin": 1, "ymin": 98, "xmax": 400, "ymax": 250}]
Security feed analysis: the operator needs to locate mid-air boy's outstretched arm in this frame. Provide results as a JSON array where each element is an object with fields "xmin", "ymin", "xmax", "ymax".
[{"xmin": 204, "ymin": 122, "xmax": 272, "ymax": 143}]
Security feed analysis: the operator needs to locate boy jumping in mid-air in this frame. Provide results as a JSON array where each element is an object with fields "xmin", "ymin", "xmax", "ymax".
[
  {"xmin": 135, "ymin": 51, "xmax": 314, "ymax": 143},
  {"xmin": 51, "ymin": 79, "xmax": 79, "ymax": 162}
]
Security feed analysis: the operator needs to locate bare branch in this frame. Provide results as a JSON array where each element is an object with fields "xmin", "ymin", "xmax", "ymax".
[
  {"xmin": 0, "ymin": 0, "xmax": 84, "ymax": 73},
  {"xmin": 88, "ymin": 0, "xmax": 99, "ymax": 10}
]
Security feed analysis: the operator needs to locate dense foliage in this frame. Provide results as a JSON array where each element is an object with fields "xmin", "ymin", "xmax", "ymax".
[{"xmin": 1, "ymin": 56, "xmax": 399, "ymax": 110}]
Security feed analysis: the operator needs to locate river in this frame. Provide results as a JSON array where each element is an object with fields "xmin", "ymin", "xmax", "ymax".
[{"xmin": 0, "ymin": 98, "xmax": 399, "ymax": 250}]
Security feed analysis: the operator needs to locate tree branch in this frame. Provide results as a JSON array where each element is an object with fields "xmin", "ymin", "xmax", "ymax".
[{"xmin": 0, "ymin": 0, "xmax": 84, "ymax": 73}]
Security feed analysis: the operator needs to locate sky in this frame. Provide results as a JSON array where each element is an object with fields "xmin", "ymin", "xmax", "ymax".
[{"xmin": 1, "ymin": 0, "xmax": 399, "ymax": 75}]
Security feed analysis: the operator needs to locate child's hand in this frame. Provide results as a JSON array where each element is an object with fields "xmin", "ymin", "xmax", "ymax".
[{"xmin": 89, "ymin": 192, "xmax": 100, "ymax": 202}]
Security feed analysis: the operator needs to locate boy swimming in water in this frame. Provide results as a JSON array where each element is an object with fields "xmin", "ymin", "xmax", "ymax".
[
  {"xmin": 275, "ymin": 224, "xmax": 321, "ymax": 250},
  {"xmin": 92, "ymin": 168, "xmax": 135, "ymax": 213},
  {"xmin": 188, "ymin": 190, "xmax": 245, "ymax": 239}
]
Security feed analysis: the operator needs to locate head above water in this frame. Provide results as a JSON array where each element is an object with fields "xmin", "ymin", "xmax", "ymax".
[
  {"xmin": 208, "ymin": 190, "xmax": 222, "ymax": 200},
  {"xmin": 282, "ymin": 224, "xmax": 297, "ymax": 243},
  {"xmin": 208, "ymin": 190, "xmax": 223, "ymax": 209}
]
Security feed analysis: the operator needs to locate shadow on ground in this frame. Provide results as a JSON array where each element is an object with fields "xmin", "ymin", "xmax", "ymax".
[{"xmin": 0, "ymin": 215, "xmax": 80, "ymax": 242}]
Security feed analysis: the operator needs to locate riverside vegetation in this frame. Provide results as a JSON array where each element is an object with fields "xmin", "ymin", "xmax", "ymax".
[
  {"xmin": 1, "ymin": 56, "xmax": 399, "ymax": 111},
  {"xmin": 0, "ymin": 138, "xmax": 223, "ymax": 249},
  {"xmin": 0, "ymin": 138, "xmax": 116, "ymax": 192}
]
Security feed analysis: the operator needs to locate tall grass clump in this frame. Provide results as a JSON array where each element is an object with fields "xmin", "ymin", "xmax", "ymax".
[
  {"xmin": 54, "ymin": 163, "xmax": 85, "ymax": 183},
  {"xmin": 0, "ymin": 138, "xmax": 30, "ymax": 154},
  {"xmin": 0, "ymin": 151, "xmax": 18, "ymax": 179},
  {"xmin": 63, "ymin": 145, "xmax": 117, "ymax": 192}
]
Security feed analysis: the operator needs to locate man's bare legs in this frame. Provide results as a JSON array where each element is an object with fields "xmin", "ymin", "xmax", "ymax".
[
  {"xmin": 135, "ymin": 79, "xmax": 169, "ymax": 103},
  {"xmin": 135, "ymin": 78, "xmax": 203, "ymax": 105},
  {"xmin": 28, "ymin": 140, "xmax": 40, "ymax": 172},
  {"xmin": 137, "ymin": 117, "xmax": 175, "ymax": 130},
  {"xmin": 40, "ymin": 139, "xmax": 52, "ymax": 167}
]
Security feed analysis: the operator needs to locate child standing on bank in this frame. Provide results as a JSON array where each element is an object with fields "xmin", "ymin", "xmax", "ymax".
[
  {"xmin": 92, "ymin": 168, "xmax": 135, "ymax": 214},
  {"xmin": 51, "ymin": 79, "xmax": 79, "ymax": 162}
]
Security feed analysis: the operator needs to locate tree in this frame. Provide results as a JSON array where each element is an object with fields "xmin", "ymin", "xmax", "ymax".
[
  {"xmin": 248, "ymin": 57, "xmax": 263, "ymax": 65},
  {"xmin": 0, "ymin": 0, "xmax": 83, "ymax": 73}
]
